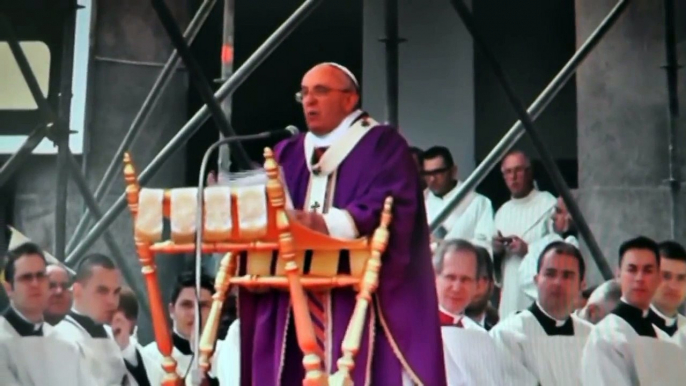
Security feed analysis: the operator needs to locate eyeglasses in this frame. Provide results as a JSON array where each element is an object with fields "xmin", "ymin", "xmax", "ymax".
[
  {"xmin": 421, "ymin": 167, "xmax": 451, "ymax": 177},
  {"xmin": 49, "ymin": 281, "xmax": 72, "ymax": 291},
  {"xmin": 15, "ymin": 271, "xmax": 47, "ymax": 284},
  {"xmin": 295, "ymin": 85, "xmax": 352, "ymax": 104}
]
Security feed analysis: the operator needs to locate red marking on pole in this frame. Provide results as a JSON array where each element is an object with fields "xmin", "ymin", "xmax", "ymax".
[{"xmin": 221, "ymin": 44, "xmax": 234, "ymax": 64}]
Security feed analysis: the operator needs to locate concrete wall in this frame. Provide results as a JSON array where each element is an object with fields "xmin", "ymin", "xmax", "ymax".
[
  {"xmin": 575, "ymin": 0, "xmax": 686, "ymax": 285},
  {"xmin": 362, "ymin": 0, "xmax": 476, "ymax": 176}
]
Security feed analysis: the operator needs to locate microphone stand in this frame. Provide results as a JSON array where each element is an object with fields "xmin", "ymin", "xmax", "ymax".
[{"xmin": 189, "ymin": 129, "xmax": 296, "ymax": 385}]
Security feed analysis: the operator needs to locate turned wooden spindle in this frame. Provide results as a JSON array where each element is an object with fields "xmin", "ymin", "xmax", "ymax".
[
  {"xmin": 264, "ymin": 148, "xmax": 327, "ymax": 386},
  {"xmin": 199, "ymin": 252, "xmax": 237, "ymax": 374},
  {"xmin": 123, "ymin": 153, "xmax": 181, "ymax": 386},
  {"xmin": 331, "ymin": 197, "xmax": 394, "ymax": 386}
]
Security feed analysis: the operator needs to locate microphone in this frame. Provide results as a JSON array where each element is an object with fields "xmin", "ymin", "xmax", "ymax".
[
  {"xmin": 189, "ymin": 124, "xmax": 299, "ymax": 377},
  {"xmin": 244, "ymin": 125, "xmax": 300, "ymax": 141}
]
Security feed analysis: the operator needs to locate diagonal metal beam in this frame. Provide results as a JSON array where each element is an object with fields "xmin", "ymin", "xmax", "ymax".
[
  {"xmin": 0, "ymin": 12, "xmax": 151, "ymax": 315},
  {"xmin": 448, "ymin": 0, "xmax": 614, "ymax": 279},
  {"xmin": 65, "ymin": 0, "xmax": 326, "ymax": 264},
  {"xmin": 430, "ymin": 0, "xmax": 630, "ymax": 235},
  {"xmin": 150, "ymin": 0, "xmax": 252, "ymax": 170},
  {"xmin": 0, "ymin": 15, "xmax": 55, "ymax": 188},
  {"xmin": 0, "ymin": 125, "xmax": 48, "ymax": 187},
  {"xmin": 65, "ymin": 152, "xmax": 151, "ymax": 318},
  {"xmin": 66, "ymin": 0, "xmax": 219, "ymax": 253}
]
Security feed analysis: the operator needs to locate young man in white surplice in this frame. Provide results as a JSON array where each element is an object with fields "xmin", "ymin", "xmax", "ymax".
[
  {"xmin": 110, "ymin": 287, "xmax": 163, "ymax": 386},
  {"xmin": 493, "ymin": 150, "xmax": 556, "ymax": 318},
  {"xmin": 519, "ymin": 196, "xmax": 580, "ymax": 303},
  {"xmin": 54, "ymin": 253, "xmax": 128, "ymax": 385},
  {"xmin": 581, "ymin": 236, "xmax": 686, "ymax": 385},
  {"xmin": 490, "ymin": 241, "xmax": 593, "ymax": 386},
  {"xmin": 423, "ymin": 146, "xmax": 496, "ymax": 252},
  {"xmin": 141, "ymin": 272, "xmax": 222, "ymax": 385},
  {"xmin": 0, "ymin": 242, "xmax": 95, "ymax": 386},
  {"xmin": 434, "ymin": 239, "xmax": 536, "ymax": 386},
  {"xmin": 648, "ymin": 241, "xmax": 686, "ymax": 336}
]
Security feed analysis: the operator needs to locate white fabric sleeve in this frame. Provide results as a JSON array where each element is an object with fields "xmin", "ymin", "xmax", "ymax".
[{"xmin": 323, "ymin": 207, "xmax": 359, "ymax": 239}]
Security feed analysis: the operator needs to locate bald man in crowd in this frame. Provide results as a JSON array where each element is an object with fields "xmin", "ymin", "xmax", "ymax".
[
  {"xmin": 493, "ymin": 150, "xmax": 557, "ymax": 318},
  {"xmin": 44, "ymin": 264, "xmax": 72, "ymax": 325}
]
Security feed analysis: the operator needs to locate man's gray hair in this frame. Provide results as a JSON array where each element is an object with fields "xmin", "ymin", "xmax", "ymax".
[
  {"xmin": 586, "ymin": 279, "xmax": 622, "ymax": 305},
  {"xmin": 433, "ymin": 239, "xmax": 481, "ymax": 275}
]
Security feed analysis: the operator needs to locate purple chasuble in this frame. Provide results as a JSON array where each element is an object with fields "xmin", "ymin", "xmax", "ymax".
[{"xmin": 237, "ymin": 124, "xmax": 447, "ymax": 386}]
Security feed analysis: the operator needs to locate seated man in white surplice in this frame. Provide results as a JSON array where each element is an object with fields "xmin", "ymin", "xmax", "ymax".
[
  {"xmin": 54, "ymin": 253, "xmax": 128, "ymax": 385},
  {"xmin": 0, "ymin": 242, "xmax": 94, "ymax": 386},
  {"xmin": 581, "ymin": 236, "xmax": 686, "ymax": 385},
  {"xmin": 490, "ymin": 241, "xmax": 593, "ymax": 386},
  {"xmin": 423, "ymin": 146, "xmax": 496, "ymax": 250},
  {"xmin": 434, "ymin": 239, "xmax": 535, "ymax": 386}
]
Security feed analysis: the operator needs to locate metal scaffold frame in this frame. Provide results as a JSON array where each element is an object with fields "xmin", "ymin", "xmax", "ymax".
[{"xmin": 3, "ymin": 0, "xmax": 670, "ymax": 314}]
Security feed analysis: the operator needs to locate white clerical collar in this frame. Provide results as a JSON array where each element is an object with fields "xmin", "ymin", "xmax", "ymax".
[
  {"xmin": 121, "ymin": 337, "xmax": 139, "ymax": 365},
  {"xmin": 620, "ymin": 297, "xmax": 649, "ymax": 317},
  {"xmin": 439, "ymin": 305, "xmax": 464, "ymax": 324},
  {"xmin": 471, "ymin": 312, "xmax": 486, "ymax": 327},
  {"xmin": 536, "ymin": 301, "xmax": 567, "ymax": 327},
  {"xmin": 650, "ymin": 304, "xmax": 677, "ymax": 326},
  {"xmin": 307, "ymin": 109, "xmax": 363, "ymax": 147},
  {"xmin": 10, "ymin": 304, "xmax": 43, "ymax": 331},
  {"xmin": 511, "ymin": 188, "xmax": 539, "ymax": 204},
  {"xmin": 173, "ymin": 326, "xmax": 190, "ymax": 341}
]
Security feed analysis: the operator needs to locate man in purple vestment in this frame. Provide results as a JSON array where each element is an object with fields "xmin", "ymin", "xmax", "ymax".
[{"xmin": 236, "ymin": 63, "xmax": 446, "ymax": 386}]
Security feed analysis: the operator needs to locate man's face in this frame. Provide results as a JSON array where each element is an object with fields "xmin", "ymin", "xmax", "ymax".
[
  {"xmin": 73, "ymin": 267, "xmax": 121, "ymax": 324},
  {"xmin": 653, "ymin": 257, "xmax": 686, "ymax": 313},
  {"xmin": 423, "ymin": 156, "xmax": 456, "ymax": 196},
  {"xmin": 501, "ymin": 153, "xmax": 532, "ymax": 198},
  {"xmin": 4, "ymin": 254, "xmax": 49, "ymax": 316},
  {"xmin": 552, "ymin": 197, "xmax": 571, "ymax": 234},
  {"xmin": 300, "ymin": 65, "xmax": 359, "ymax": 136},
  {"xmin": 534, "ymin": 250, "xmax": 584, "ymax": 317},
  {"xmin": 436, "ymin": 249, "xmax": 479, "ymax": 315},
  {"xmin": 618, "ymin": 248, "xmax": 661, "ymax": 310},
  {"xmin": 45, "ymin": 265, "xmax": 72, "ymax": 318},
  {"xmin": 465, "ymin": 276, "xmax": 493, "ymax": 314},
  {"xmin": 169, "ymin": 287, "xmax": 213, "ymax": 339}
]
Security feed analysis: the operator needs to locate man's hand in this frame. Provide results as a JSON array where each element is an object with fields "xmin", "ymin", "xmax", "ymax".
[
  {"xmin": 507, "ymin": 235, "xmax": 528, "ymax": 256},
  {"xmin": 206, "ymin": 171, "xmax": 218, "ymax": 186},
  {"xmin": 112, "ymin": 326, "xmax": 129, "ymax": 350},
  {"xmin": 287, "ymin": 210, "xmax": 330, "ymax": 235},
  {"xmin": 492, "ymin": 231, "xmax": 507, "ymax": 254}
]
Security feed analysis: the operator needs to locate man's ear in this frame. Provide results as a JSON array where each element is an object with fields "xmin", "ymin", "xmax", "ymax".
[
  {"xmin": 580, "ymin": 279, "xmax": 587, "ymax": 292},
  {"xmin": 168, "ymin": 302, "xmax": 175, "ymax": 319},
  {"xmin": 72, "ymin": 282, "xmax": 82, "ymax": 299},
  {"xmin": 3, "ymin": 281, "xmax": 12, "ymax": 296},
  {"xmin": 451, "ymin": 165, "xmax": 458, "ymax": 179},
  {"xmin": 533, "ymin": 274, "xmax": 540, "ymax": 286}
]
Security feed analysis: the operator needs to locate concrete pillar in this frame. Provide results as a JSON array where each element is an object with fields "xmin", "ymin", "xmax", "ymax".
[
  {"xmin": 12, "ymin": 0, "xmax": 189, "ymax": 342},
  {"xmin": 363, "ymin": 0, "xmax": 476, "ymax": 174},
  {"xmin": 575, "ymin": 0, "xmax": 686, "ymax": 284}
]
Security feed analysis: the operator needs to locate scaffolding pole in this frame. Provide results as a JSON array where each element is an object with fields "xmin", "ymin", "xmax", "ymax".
[
  {"xmin": 150, "ymin": 0, "xmax": 252, "ymax": 169},
  {"xmin": 381, "ymin": 0, "xmax": 402, "ymax": 126},
  {"xmin": 66, "ymin": 0, "xmax": 218, "ymax": 253},
  {"xmin": 662, "ymin": 0, "xmax": 681, "ymax": 239},
  {"xmin": 0, "ymin": 11, "xmax": 152, "ymax": 314},
  {"xmin": 448, "ymin": 0, "xmax": 615, "ymax": 279},
  {"xmin": 65, "ymin": 0, "xmax": 325, "ymax": 265},
  {"xmin": 430, "ymin": 0, "xmax": 630, "ymax": 235}
]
